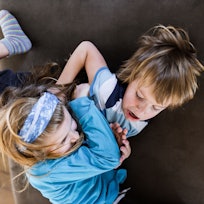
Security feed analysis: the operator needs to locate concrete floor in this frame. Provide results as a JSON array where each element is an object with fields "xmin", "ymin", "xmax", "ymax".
[{"xmin": 0, "ymin": 154, "xmax": 14, "ymax": 204}]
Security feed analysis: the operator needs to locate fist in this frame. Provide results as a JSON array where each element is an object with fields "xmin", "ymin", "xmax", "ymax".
[{"xmin": 73, "ymin": 83, "xmax": 90, "ymax": 98}]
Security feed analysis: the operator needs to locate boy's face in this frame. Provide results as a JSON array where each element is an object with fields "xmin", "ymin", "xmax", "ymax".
[
  {"xmin": 47, "ymin": 106, "xmax": 80, "ymax": 154},
  {"xmin": 122, "ymin": 80, "xmax": 169, "ymax": 121}
]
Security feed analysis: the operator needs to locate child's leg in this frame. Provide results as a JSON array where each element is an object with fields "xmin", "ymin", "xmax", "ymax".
[{"xmin": 0, "ymin": 10, "xmax": 32, "ymax": 57}]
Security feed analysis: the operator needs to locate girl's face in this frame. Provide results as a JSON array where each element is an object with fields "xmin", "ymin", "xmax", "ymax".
[
  {"xmin": 47, "ymin": 106, "xmax": 80, "ymax": 154},
  {"xmin": 122, "ymin": 80, "xmax": 170, "ymax": 121}
]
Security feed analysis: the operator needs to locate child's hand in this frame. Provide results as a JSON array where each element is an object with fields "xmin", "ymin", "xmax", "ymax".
[
  {"xmin": 110, "ymin": 123, "xmax": 131, "ymax": 165},
  {"xmin": 119, "ymin": 137, "xmax": 131, "ymax": 164},
  {"xmin": 73, "ymin": 83, "xmax": 90, "ymax": 99},
  {"xmin": 110, "ymin": 122, "xmax": 126, "ymax": 147}
]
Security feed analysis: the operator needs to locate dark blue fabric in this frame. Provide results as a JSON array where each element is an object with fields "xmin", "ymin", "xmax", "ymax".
[
  {"xmin": 0, "ymin": 69, "xmax": 27, "ymax": 93},
  {"xmin": 105, "ymin": 80, "xmax": 127, "ymax": 108}
]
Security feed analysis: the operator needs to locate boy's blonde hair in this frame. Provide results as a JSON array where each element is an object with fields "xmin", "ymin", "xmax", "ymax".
[{"xmin": 117, "ymin": 25, "xmax": 204, "ymax": 108}]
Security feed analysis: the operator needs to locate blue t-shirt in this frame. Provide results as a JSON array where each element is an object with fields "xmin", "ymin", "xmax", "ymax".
[
  {"xmin": 27, "ymin": 97, "xmax": 127, "ymax": 204},
  {"xmin": 90, "ymin": 67, "xmax": 148, "ymax": 137}
]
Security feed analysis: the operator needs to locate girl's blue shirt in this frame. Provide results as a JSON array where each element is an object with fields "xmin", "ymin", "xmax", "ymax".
[{"xmin": 27, "ymin": 97, "xmax": 126, "ymax": 204}]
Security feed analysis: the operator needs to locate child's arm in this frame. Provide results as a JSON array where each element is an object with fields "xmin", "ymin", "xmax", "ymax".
[
  {"xmin": 57, "ymin": 41, "xmax": 107, "ymax": 85},
  {"xmin": 69, "ymin": 97, "xmax": 121, "ymax": 170}
]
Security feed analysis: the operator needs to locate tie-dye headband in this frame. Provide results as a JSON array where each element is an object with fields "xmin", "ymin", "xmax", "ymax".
[{"xmin": 19, "ymin": 92, "xmax": 59, "ymax": 143}]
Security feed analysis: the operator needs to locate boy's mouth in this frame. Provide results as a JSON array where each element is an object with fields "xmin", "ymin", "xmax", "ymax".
[{"xmin": 128, "ymin": 110, "xmax": 139, "ymax": 120}]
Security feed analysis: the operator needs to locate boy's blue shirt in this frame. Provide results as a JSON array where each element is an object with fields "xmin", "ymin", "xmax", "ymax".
[
  {"xmin": 27, "ymin": 97, "xmax": 126, "ymax": 204},
  {"xmin": 90, "ymin": 67, "xmax": 148, "ymax": 137}
]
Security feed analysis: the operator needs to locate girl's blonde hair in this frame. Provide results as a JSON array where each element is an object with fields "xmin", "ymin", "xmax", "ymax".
[
  {"xmin": 0, "ymin": 63, "xmax": 83, "ymax": 167},
  {"xmin": 0, "ymin": 97, "xmax": 83, "ymax": 167},
  {"xmin": 117, "ymin": 25, "xmax": 204, "ymax": 108}
]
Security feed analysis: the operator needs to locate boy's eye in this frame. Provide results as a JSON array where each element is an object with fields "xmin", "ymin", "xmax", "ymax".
[
  {"xmin": 152, "ymin": 106, "xmax": 163, "ymax": 112},
  {"xmin": 152, "ymin": 106, "xmax": 160, "ymax": 111},
  {"xmin": 136, "ymin": 92, "xmax": 144, "ymax": 100}
]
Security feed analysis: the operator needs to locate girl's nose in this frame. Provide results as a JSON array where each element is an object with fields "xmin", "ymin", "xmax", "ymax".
[{"xmin": 70, "ymin": 131, "xmax": 80, "ymax": 143}]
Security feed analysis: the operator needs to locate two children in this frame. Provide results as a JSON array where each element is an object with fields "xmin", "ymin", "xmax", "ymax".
[
  {"xmin": 0, "ymin": 10, "xmax": 130, "ymax": 203},
  {"xmin": 0, "ymin": 81, "xmax": 129, "ymax": 204},
  {"xmin": 57, "ymin": 27, "xmax": 204, "ymax": 137},
  {"xmin": 0, "ymin": 9, "xmax": 203, "ymax": 204}
]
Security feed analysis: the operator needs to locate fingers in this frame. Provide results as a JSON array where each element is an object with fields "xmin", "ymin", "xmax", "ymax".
[
  {"xmin": 110, "ymin": 122, "xmax": 129, "ymax": 148},
  {"xmin": 120, "ymin": 139, "xmax": 131, "ymax": 157},
  {"xmin": 110, "ymin": 123, "xmax": 123, "ymax": 133},
  {"xmin": 110, "ymin": 123, "xmax": 127, "ymax": 135},
  {"xmin": 110, "ymin": 125, "xmax": 131, "ymax": 165},
  {"xmin": 120, "ymin": 139, "xmax": 131, "ymax": 163},
  {"xmin": 121, "ymin": 129, "xmax": 128, "ymax": 138}
]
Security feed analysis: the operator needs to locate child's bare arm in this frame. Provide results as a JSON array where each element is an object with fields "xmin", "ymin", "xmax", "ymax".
[{"xmin": 57, "ymin": 41, "xmax": 107, "ymax": 85}]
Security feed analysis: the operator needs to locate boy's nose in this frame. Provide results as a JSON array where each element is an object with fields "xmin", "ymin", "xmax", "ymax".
[
  {"xmin": 136, "ymin": 103, "xmax": 150, "ymax": 115},
  {"xmin": 136, "ymin": 102, "xmax": 146, "ymax": 112}
]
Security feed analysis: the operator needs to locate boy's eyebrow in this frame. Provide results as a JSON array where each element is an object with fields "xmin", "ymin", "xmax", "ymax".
[{"xmin": 139, "ymin": 88, "xmax": 167, "ymax": 108}]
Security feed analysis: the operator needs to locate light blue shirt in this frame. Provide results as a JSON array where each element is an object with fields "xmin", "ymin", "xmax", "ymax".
[{"xmin": 27, "ymin": 97, "xmax": 126, "ymax": 204}]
